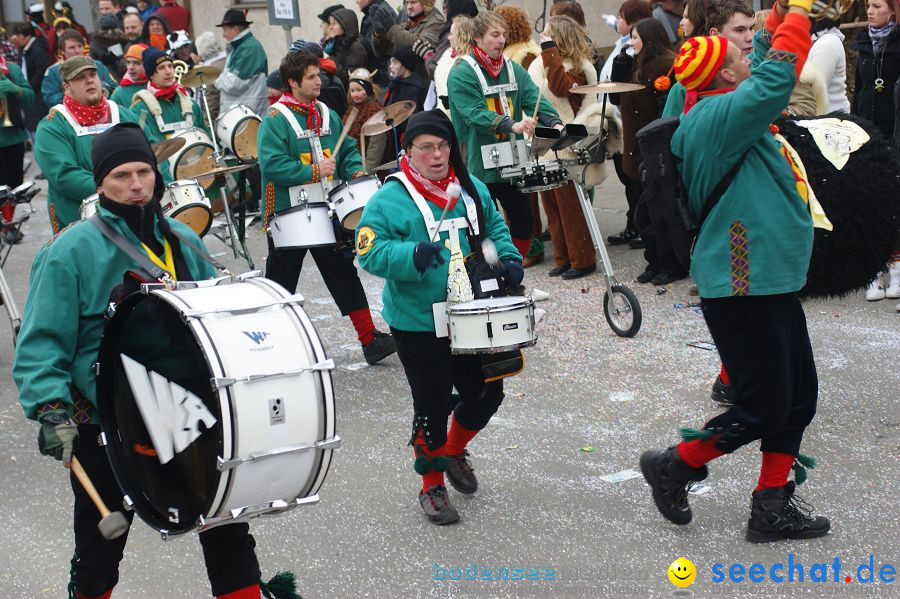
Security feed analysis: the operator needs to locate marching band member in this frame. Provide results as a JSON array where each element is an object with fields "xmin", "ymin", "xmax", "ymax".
[
  {"xmin": 640, "ymin": 2, "xmax": 831, "ymax": 543},
  {"xmin": 42, "ymin": 30, "xmax": 118, "ymax": 108},
  {"xmin": 34, "ymin": 56, "xmax": 158, "ymax": 234},
  {"xmin": 0, "ymin": 51, "xmax": 34, "ymax": 244},
  {"xmin": 14, "ymin": 123, "xmax": 283, "ymax": 599},
  {"xmin": 258, "ymin": 51, "xmax": 396, "ymax": 365},
  {"xmin": 356, "ymin": 109, "xmax": 522, "ymax": 525},
  {"xmin": 109, "ymin": 42, "xmax": 148, "ymax": 108},
  {"xmin": 130, "ymin": 47, "xmax": 205, "ymax": 141},
  {"xmin": 447, "ymin": 11, "xmax": 563, "ymax": 261}
]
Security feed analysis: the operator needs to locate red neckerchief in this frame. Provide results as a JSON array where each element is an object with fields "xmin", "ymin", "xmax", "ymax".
[
  {"xmin": 473, "ymin": 46, "xmax": 504, "ymax": 80},
  {"xmin": 0, "ymin": 55, "xmax": 8, "ymax": 75},
  {"xmin": 62, "ymin": 95, "xmax": 110, "ymax": 126},
  {"xmin": 683, "ymin": 86, "xmax": 735, "ymax": 114},
  {"xmin": 148, "ymin": 80, "xmax": 186, "ymax": 101},
  {"xmin": 399, "ymin": 155, "xmax": 459, "ymax": 209},
  {"xmin": 278, "ymin": 92, "xmax": 321, "ymax": 135},
  {"xmin": 120, "ymin": 73, "xmax": 148, "ymax": 86}
]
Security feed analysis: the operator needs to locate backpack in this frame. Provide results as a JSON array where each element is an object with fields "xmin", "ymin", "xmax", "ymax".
[{"xmin": 636, "ymin": 116, "xmax": 747, "ymax": 271}]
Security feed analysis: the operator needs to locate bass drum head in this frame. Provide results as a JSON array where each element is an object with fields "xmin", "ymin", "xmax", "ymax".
[
  {"xmin": 171, "ymin": 204, "xmax": 213, "ymax": 237},
  {"xmin": 97, "ymin": 292, "xmax": 222, "ymax": 535},
  {"xmin": 174, "ymin": 143, "xmax": 216, "ymax": 186},
  {"xmin": 232, "ymin": 118, "xmax": 260, "ymax": 162}
]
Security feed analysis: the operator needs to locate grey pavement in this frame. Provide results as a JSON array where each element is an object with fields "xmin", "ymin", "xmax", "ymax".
[{"xmin": 0, "ymin": 158, "xmax": 897, "ymax": 598}]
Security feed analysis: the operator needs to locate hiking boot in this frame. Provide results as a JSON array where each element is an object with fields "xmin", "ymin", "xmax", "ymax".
[
  {"xmin": 608, "ymin": 228, "xmax": 639, "ymax": 245},
  {"xmin": 745, "ymin": 482, "xmax": 830, "ymax": 543},
  {"xmin": 363, "ymin": 330, "xmax": 396, "ymax": 365},
  {"xmin": 445, "ymin": 451, "xmax": 478, "ymax": 494},
  {"xmin": 640, "ymin": 446, "xmax": 709, "ymax": 525},
  {"xmin": 710, "ymin": 375, "xmax": 735, "ymax": 406},
  {"xmin": 636, "ymin": 269, "xmax": 656, "ymax": 284},
  {"xmin": 418, "ymin": 485, "xmax": 460, "ymax": 525}
]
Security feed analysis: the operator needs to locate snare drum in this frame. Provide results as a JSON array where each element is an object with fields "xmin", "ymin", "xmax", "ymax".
[
  {"xmin": 500, "ymin": 160, "xmax": 568, "ymax": 193},
  {"xmin": 79, "ymin": 193, "xmax": 99, "ymax": 220},
  {"xmin": 161, "ymin": 180, "xmax": 213, "ymax": 237},
  {"xmin": 447, "ymin": 296, "xmax": 536, "ymax": 354},
  {"xmin": 216, "ymin": 104, "xmax": 261, "ymax": 162},
  {"xmin": 269, "ymin": 201, "xmax": 336, "ymax": 249},
  {"xmin": 169, "ymin": 127, "xmax": 217, "ymax": 186},
  {"xmin": 328, "ymin": 175, "xmax": 381, "ymax": 231},
  {"xmin": 96, "ymin": 274, "xmax": 338, "ymax": 536}
]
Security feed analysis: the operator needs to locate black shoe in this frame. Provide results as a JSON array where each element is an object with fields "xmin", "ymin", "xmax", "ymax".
[
  {"xmin": 362, "ymin": 330, "xmax": 396, "ymax": 365},
  {"xmin": 548, "ymin": 263, "xmax": 571, "ymax": 277},
  {"xmin": 651, "ymin": 272, "xmax": 687, "ymax": 286},
  {"xmin": 445, "ymin": 450, "xmax": 478, "ymax": 494},
  {"xmin": 418, "ymin": 485, "xmax": 460, "ymax": 525},
  {"xmin": 607, "ymin": 228, "xmax": 639, "ymax": 245},
  {"xmin": 561, "ymin": 264, "xmax": 597, "ymax": 280},
  {"xmin": 710, "ymin": 376, "xmax": 735, "ymax": 406},
  {"xmin": 640, "ymin": 446, "xmax": 709, "ymax": 525},
  {"xmin": 628, "ymin": 237, "xmax": 645, "ymax": 249},
  {"xmin": 746, "ymin": 482, "xmax": 830, "ymax": 543},
  {"xmin": 636, "ymin": 269, "xmax": 656, "ymax": 284},
  {"xmin": 540, "ymin": 228, "xmax": 551, "ymax": 241}
]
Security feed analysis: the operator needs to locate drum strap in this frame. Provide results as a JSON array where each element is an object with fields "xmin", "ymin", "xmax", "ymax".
[
  {"xmin": 133, "ymin": 89, "xmax": 194, "ymax": 134},
  {"xmin": 50, "ymin": 102, "xmax": 121, "ymax": 136},
  {"xmin": 271, "ymin": 102, "xmax": 333, "ymax": 194}
]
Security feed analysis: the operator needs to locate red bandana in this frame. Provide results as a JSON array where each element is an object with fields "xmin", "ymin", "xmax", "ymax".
[
  {"xmin": 278, "ymin": 93, "xmax": 321, "ymax": 135},
  {"xmin": 62, "ymin": 95, "xmax": 110, "ymax": 126},
  {"xmin": 400, "ymin": 155, "xmax": 459, "ymax": 209},
  {"xmin": 0, "ymin": 56, "xmax": 8, "ymax": 76},
  {"xmin": 473, "ymin": 46, "xmax": 504, "ymax": 80},
  {"xmin": 683, "ymin": 87, "xmax": 735, "ymax": 114},
  {"xmin": 148, "ymin": 80, "xmax": 186, "ymax": 101},
  {"xmin": 120, "ymin": 73, "xmax": 148, "ymax": 86}
]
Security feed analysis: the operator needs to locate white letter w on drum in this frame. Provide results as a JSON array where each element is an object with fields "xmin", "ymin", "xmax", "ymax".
[{"xmin": 120, "ymin": 354, "xmax": 218, "ymax": 464}]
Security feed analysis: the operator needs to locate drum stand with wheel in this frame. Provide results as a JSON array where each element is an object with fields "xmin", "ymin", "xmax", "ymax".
[
  {"xmin": 0, "ymin": 182, "xmax": 39, "ymax": 345},
  {"xmin": 0, "ymin": 257, "xmax": 21, "ymax": 345}
]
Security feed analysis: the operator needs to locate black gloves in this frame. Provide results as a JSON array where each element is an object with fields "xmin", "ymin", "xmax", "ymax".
[
  {"xmin": 501, "ymin": 260, "xmax": 524, "ymax": 288},
  {"xmin": 38, "ymin": 410, "xmax": 79, "ymax": 465},
  {"xmin": 414, "ymin": 242, "xmax": 445, "ymax": 272}
]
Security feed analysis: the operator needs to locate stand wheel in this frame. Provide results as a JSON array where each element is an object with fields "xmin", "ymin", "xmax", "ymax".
[{"xmin": 603, "ymin": 284, "xmax": 641, "ymax": 337}]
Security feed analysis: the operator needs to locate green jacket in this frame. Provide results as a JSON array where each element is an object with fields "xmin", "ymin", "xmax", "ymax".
[
  {"xmin": 661, "ymin": 81, "xmax": 686, "ymax": 118},
  {"xmin": 219, "ymin": 29, "xmax": 267, "ymax": 115},
  {"xmin": 447, "ymin": 53, "xmax": 560, "ymax": 183},
  {"xmin": 356, "ymin": 175, "xmax": 519, "ymax": 332},
  {"xmin": 13, "ymin": 205, "xmax": 217, "ymax": 423},
  {"xmin": 110, "ymin": 80, "xmax": 144, "ymax": 109},
  {"xmin": 131, "ymin": 89, "xmax": 209, "ymax": 141},
  {"xmin": 41, "ymin": 61, "xmax": 118, "ymax": 108},
  {"xmin": 257, "ymin": 101, "xmax": 363, "ymax": 218},
  {"xmin": 672, "ymin": 29, "xmax": 813, "ymax": 298},
  {"xmin": 33, "ymin": 102, "xmax": 160, "ymax": 232},
  {"xmin": 0, "ymin": 63, "xmax": 34, "ymax": 148}
]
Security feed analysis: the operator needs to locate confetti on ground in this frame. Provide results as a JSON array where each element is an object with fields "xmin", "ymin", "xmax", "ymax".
[
  {"xmin": 609, "ymin": 391, "xmax": 635, "ymax": 402},
  {"xmin": 311, "ymin": 298, "xmax": 333, "ymax": 305},
  {"xmin": 505, "ymin": 445, "xmax": 519, "ymax": 451},
  {"xmin": 339, "ymin": 343, "xmax": 360, "ymax": 351},
  {"xmin": 600, "ymin": 469, "xmax": 641, "ymax": 483},
  {"xmin": 310, "ymin": 314, "xmax": 333, "ymax": 321},
  {"xmin": 688, "ymin": 482, "xmax": 712, "ymax": 495},
  {"xmin": 688, "ymin": 341, "xmax": 716, "ymax": 351},
  {"xmin": 531, "ymin": 288, "xmax": 550, "ymax": 302},
  {"xmin": 343, "ymin": 362, "xmax": 368, "ymax": 371},
  {"xmin": 580, "ymin": 446, "xmax": 598, "ymax": 453}
]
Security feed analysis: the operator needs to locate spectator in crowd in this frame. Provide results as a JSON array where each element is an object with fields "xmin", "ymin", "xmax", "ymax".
[
  {"xmin": 1, "ymin": 26, "xmax": 21, "ymax": 67},
  {"xmin": 140, "ymin": 13, "xmax": 170, "ymax": 50},
  {"xmin": 27, "ymin": 3, "xmax": 53, "ymax": 57},
  {"xmin": 654, "ymin": 0, "xmax": 687, "ymax": 43},
  {"xmin": 373, "ymin": 0, "xmax": 445, "ymax": 80},
  {"xmin": 358, "ymin": 0, "xmax": 398, "ymax": 91},
  {"xmin": 385, "ymin": 45, "xmax": 428, "ymax": 112},
  {"xmin": 98, "ymin": 0, "xmax": 124, "ymax": 28},
  {"xmin": 427, "ymin": 0, "xmax": 478, "ymax": 78},
  {"xmin": 136, "ymin": 0, "xmax": 156, "ymax": 20},
  {"xmin": 91, "ymin": 14, "xmax": 129, "ymax": 79},
  {"xmin": 343, "ymin": 67, "xmax": 388, "ymax": 173},
  {"xmin": 50, "ymin": 1, "xmax": 90, "ymax": 57},
  {"xmin": 329, "ymin": 8, "xmax": 369, "ymax": 88},
  {"xmin": 42, "ymin": 30, "xmax": 118, "ymax": 107},
  {"xmin": 123, "ymin": 12, "xmax": 144, "ymax": 45},
  {"xmin": 433, "ymin": 15, "xmax": 476, "ymax": 116},
  {"xmin": 318, "ymin": 5, "xmax": 344, "ymax": 50},
  {"xmin": 290, "ymin": 39, "xmax": 348, "ymax": 117},
  {"xmin": 10, "ymin": 22, "xmax": 50, "ymax": 139},
  {"xmin": 154, "ymin": 0, "xmax": 191, "ymax": 35},
  {"xmin": 167, "ymin": 30, "xmax": 194, "ymax": 68},
  {"xmin": 217, "ymin": 9, "xmax": 268, "ymax": 115},
  {"xmin": 680, "ymin": 0, "xmax": 712, "ymax": 37}
]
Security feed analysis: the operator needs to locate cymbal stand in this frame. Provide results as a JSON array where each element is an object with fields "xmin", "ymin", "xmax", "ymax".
[{"xmin": 0, "ymin": 257, "xmax": 20, "ymax": 345}]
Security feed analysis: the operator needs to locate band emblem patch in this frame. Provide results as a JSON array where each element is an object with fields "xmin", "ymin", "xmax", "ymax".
[{"xmin": 356, "ymin": 226, "xmax": 375, "ymax": 256}]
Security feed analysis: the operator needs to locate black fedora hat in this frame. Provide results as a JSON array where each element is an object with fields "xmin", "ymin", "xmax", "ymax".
[{"xmin": 216, "ymin": 8, "xmax": 252, "ymax": 27}]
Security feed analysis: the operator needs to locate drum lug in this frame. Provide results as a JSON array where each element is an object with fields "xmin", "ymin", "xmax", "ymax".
[
  {"xmin": 139, "ymin": 282, "xmax": 167, "ymax": 294},
  {"xmin": 97, "ymin": 431, "xmax": 107, "ymax": 447},
  {"xmin": 122, "ymin": 495, "xmax": 134, "ymax": 511},
  {"xmin": 216, "ymin": 434, "xmax": 342, "ymax": 471},
  {"xmin": 92, "ymin": 361, "xmax": 100, "ymax": 376},
  {"xmin": 159, "ymin": 529, "xmax": 170, "ymax": 541},
  {"xmin": 211, "ymin": 358, "xmax": 334, "ymax": 390},
  {"xmin": 196, "ymin": 495, "xmax": 321, "ymax": 532}
]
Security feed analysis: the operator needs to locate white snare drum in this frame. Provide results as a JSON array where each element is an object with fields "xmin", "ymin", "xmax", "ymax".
[
  {"xmin": 216, "ymin": 104, "xmax": 261, "ymax": 162},
  {"xmin": 500, "ymin": 160, "xmax": 568, "ymax": 193},
  {"xmin": 269, "ymin": 200, "xmax": 336, "ymax": 249},
  {"xmin": 96, "ymin": 274, "xmax": 338, "ymax": 536},
  {"xmin": 328, "ymin": 175, "xmax": 381, "ymax": 231},
  {"xmin": 169, "ymin": 127, "xmax": 217, "ymax": 186},
  {"xmin": 161, "ymin": 180, "xmax": 213, "ymax": 237},
  {"xmin": 79, "ymin": 193, "xmax": 99, "ymax": 220},
  {"xmin": 447, "ymin": 296, "xmax": 536, "ymax": 354}
]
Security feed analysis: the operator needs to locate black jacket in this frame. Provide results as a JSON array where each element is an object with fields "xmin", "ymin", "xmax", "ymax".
[
  {"xmin": 360, "ymin": 0, "xmax": 396, "ymax": 88},
  {"xmin": 330, "ymin": 8, "xmax": 369, "ymax": 89},
  {"xmin": 22, "ymin": 35, "xmax": 50, "ymax": 130},
  {"xmin": 852, "ymin": 27, "xmax": 900, "ymax": 139}
]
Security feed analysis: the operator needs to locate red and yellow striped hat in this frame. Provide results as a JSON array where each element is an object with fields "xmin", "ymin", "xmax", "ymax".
[{"xmin": 673, "ymin": 36, "xmax": 729, "ymax": 92}]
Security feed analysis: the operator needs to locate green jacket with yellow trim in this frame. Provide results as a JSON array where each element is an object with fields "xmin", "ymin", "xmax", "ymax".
[
  {"xmin": 110, "ymin": 80, "xmax": 145, "ymax": 109},
  {"xmin": 446, "ymin": 52, "xmax": 560, "ymax": 183},
  {"xmin": 355, "ymin": 174, "xmax": 519, "ymax": 332},
  {"xmin": 0, "ymin": 63, "xmax": 35, "ymax": 148},
  {"xmin": 13, "ymin": 204, "xmax": 217, "ymax": 424},
  {"xmin": 257, "ymin": 100, "xmax": 363, "ymax": 218}
]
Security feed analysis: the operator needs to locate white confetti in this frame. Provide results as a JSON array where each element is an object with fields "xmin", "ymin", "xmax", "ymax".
[
  {"xmin": 600, "ymin": 469, "xmax": 641, "ymax": 483},
  {"xmin": 609, "ymin": 391, "xmax": 635, "ymax": 402}
]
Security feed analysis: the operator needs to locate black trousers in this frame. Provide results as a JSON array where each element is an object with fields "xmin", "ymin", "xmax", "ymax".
[
  {"xmin": 70, "ymin": 425, "xmax": 260, "ymax": 597},
  {"xmin": 0, "ymin": 142, "xmax": 25, "ymax": 189},
  {"xmin": 487, "ymin": 182, "xmax": 532, "ymax": 240},
  {"xmin": 699, "ymin": 294, "xmax": 818, "ymax": 456},
  {"xmin": 612, "ymin": 154, "xmax": 638, "ymax": 231},
  {"xmin": 391, "ymin": 328, "xmax": 504, "ymax": 449},
  {"xmin": 264, "ymin": 234, "xmax": 369, "ymax": 316},
  {"xmin": 633, "ymin": 181, "xmax": 686, "ymax": 276}
]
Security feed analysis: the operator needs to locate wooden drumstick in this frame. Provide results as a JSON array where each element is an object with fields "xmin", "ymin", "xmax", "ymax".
[
  {"xmin": 331, "ymin": 107, "xmax": 359, "ymax": 157},
  {"xmin": 70, "ymin": 456, "xmax": 130, "ymax": 540},
  {"xmin": 360, "ymin": 131, "xmax": 367, "ymax": 171},
  {"xmin": 531, "ymin": 86, "xmax": 544, "ymax": 121}
]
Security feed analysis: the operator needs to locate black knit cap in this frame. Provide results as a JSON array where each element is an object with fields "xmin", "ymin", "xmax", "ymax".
[
  {"xmin": 404, "ymin": 110, "xmax": 478, "ymax": 203},
  {"xmin": 91, "ymin": 122, "xmax": 161, "ymax": 192},
  {"xmin": 391, "ymin": 45, "xmax": 420, "ymax": 72}
]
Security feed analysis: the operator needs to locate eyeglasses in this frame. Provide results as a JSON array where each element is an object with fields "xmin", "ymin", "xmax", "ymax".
[{"xmin": 411, "ymin": 141, "xmax": 451, "ymax": 154}]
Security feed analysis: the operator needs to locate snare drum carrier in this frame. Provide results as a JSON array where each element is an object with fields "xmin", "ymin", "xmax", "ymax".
[
  {"xmin": 50, "ymin": 101, "xmax": 123, "ymax": 137},
  {"xmin": 132, "ymin": 89, "xmax": 195, "ymax": 135},
  {"xmin": 459, "ymin": 56, "xmax": 529, "ymax": 172}
]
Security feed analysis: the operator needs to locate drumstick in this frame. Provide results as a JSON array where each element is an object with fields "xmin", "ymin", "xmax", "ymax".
[
  {"xmin": 360, "ymin": 131, "xmax": 367, "ymax": 171},
  {"xmin": 429, "ymin": 182, "xmax": 462, "ymax": 243},
  {"xmin": 531, "ymin": 86, "xmax": 544, "ymax": 121},
  {"xmin": 70, "ymin": 456, "xmax": 130, "ymax": 540},
  {"xmin": 331, "ymin": 107, "xmax": 359, "ymax": 157}
]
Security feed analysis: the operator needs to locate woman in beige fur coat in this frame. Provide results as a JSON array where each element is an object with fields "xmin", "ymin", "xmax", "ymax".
[{"xmin": 434, "ymin": 15, "xmax": 477, "ymax": 118}]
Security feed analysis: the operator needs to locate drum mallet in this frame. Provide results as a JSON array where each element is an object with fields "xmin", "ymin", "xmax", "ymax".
[
  {"xmin": 429, "ymin": 182, "xmax": 461, "ymax": 243},
  {"xmin": 331, "ymin": 107, "xmax": 359, "ymax": 157},
  {"xmin": 70, "ymin": 456, "xmax": 130, "ymax": 540}
]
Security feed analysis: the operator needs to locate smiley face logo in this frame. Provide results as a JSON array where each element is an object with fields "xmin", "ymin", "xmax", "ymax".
[{"xmin": 668, "ymin": 558, "xmax": 696, "ymax": 587}]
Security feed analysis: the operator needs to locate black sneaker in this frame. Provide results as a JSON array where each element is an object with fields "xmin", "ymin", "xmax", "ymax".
[
  {"xmin": 608, "ymin": 228, "xmax": 639, "ymax": 245},
  {"xmin": 445, "ymin": 451, "xmax": 478, "ymax": 494},
  {"xmin": 628, "ymin": 237, "xmax": 646, "ymax": 249},
  {"xmin": 640, "ymin": 446, "xmax": 709, "ymax": 525},
  {"xmin": 362, "ymin": 330, "xmax": 396, "ymax": 365},
  {"xmin": 561, "ymin": 264, "xmax": 597, "ymax": 280},
  {"xmin": 636, "ymin": 269, "xmax": 657, "ymax": 284},
  {"xmin": 651, "ymin": 272, "xmax": 687, "ymax": 286},
  {"xmin": 710, "ymin": 376, "xmax": 735, "ymax": 406},
  {"xmin": 548, "ymin": 263, "xmax": 571, "ymax": 277},
  {"xmin": 745, "ymin": 482, "xmax": 830, "ymax": 543},
  {"xmin": 418, "ymin": 485, "xmax": 460, "ymax": 525}
]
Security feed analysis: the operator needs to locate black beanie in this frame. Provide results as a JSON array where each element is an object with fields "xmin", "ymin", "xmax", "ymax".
[
  {"xmin": 391, "ymin": 45, "xmax": 419, "ymax": 72},
  {"xmin": 91, "ymin": 122, "xmax": 159, "ymax": 187},
  {"xmin": 404, "ymin": 109, "xmax": 453, "ymax": 146}
]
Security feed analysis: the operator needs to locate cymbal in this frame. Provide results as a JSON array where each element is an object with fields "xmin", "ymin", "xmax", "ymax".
[
  {"xmin": 152, "ymin": 137, "xmax": 186, "ymax": 162},
  {"xmin": 569, "ymin": 81, "xmax": 646, "ymax": 94},
  {"xmin": 360, "ymin": 100, "xmax": 417, "ymax": 135},
  {"xmin": 191, "ymin": 162, "xmax": 258, "ymax": 179},
  {"xmin": 180, "ymin": 65, "xmax": 222, "ymax": 88},
  {"xmin": 372, "ymin": 160, "xmax": 398, "ymax": 172}
]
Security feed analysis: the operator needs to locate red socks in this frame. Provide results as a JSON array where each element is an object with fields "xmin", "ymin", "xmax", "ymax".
[
  {"xmin": 511, "ymin": 237, "xmax": 531, "ymax": 259},
  {"xmin": 1, "ymin": 202, "xmax": 14, "ymax": 224},
  {"xmin": 348, "ymin": 308, "xmax": 375, "ymax": 346},
  {"xmin": 755, "ymin": 452, "xmax": 795, "ymax": 492},
  {"xmin": 217, "ymin": 584, "xmax": 261, "ymax": 599},
  {"xmin": 77, "ymin": 591, "xmax": 113, "ymax": 599},
  {"xmin": 676, "ymin": 438, "xmax": 725, "ymax": 469},
  {"xmin": 444, "ymin": 416, "xmax": 479, "ymax": 455},
  {"xmin": 414, "ymin": 431, "xmax": 447, "ymax": 492},
  {"xmin": 719, "ymin": 364, "xmax": 730, "ymax": 385}
]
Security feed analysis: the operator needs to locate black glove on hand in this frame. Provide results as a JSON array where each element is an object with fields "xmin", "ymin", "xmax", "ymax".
[
  {"xmin": 373, "ymin": 12, "xmax": 394, "ymax": 36},
  {"xmin": 501, "ymin": 259, "xmax": 524, "ymax": 288},
  {"xmin": 38, "ymin": 410, "xmax": 78, "ymax": 465},
  {"xmin": 414, "ymin": 242, "xmax": 445, "ymax": 272}
]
